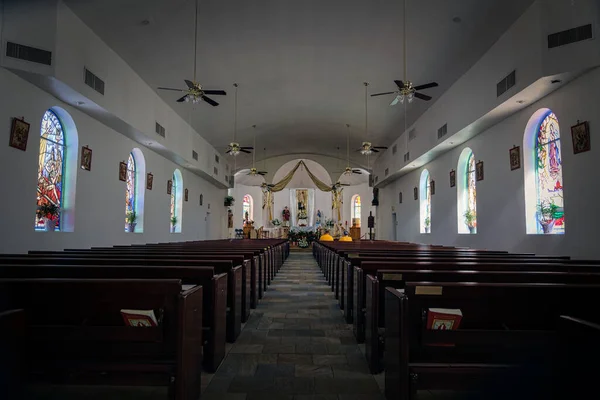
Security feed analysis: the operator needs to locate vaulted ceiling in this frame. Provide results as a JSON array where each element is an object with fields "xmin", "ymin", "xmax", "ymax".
[{"xmin": 65, "ymin": 0, "xmax": 534, "ymax": 170}]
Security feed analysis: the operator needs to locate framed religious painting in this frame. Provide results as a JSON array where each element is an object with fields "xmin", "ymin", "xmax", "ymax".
[
  {"xmin": 167, "ymin": 179, "xmax": 173, "ymax": 195},
  {"xmin": 509, "ymin": 146, "xmax": 521, "ymax": 170},
  {"xmin": 571, "ymin": 120, "xmax": 590, "ymax": 154},
  {"xmin": 430, "ymin": 180, "xmax": 436, "ymax": 195},
  {"xmin": 184, "ymin": 188, "xmax": 189, "ymax": 202},
  {"xmin": 146, "ymin": 173, "xmax": 153, "ymax": 190},
  {"xmin": 9, "ymin": 117, "xmax": 30, "ymax": 151},
  {"xmin": 118, "ymin": 161, "xmax": 127, "ymax": 181},
  {"xmin": 449, "ymin": 170, "xmax": 456, "ymax": 187},
  {"xmin": 476, "ymin": 161, "xmax": 484, "ymax": 181},
  {"xmin": 80, "ymin": 146, "xmax": 92, "ymax": 171},
  {"xmin": 413, "ymin": 187, "xmax": 418, "ymax": 200}
]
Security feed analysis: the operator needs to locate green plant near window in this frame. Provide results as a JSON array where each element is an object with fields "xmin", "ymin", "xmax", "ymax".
[
  {"xmin": 126, "ymin": 211, "xmax": 137, "ymax": 224},
  {"xmin": 464, "ymin": 209, "xmax": 476, "ymax": 228},
  {"xmin": 224, "ymin": 196, "xmax": 235, "ymax": 206},
  {"xmin": 424, "ymin": 217, "xmax": 430, "ymax": 227},
  {"xmin": 37, "ymin": 203, "xmax": 59, "ymax": 221},
  {"xmin": 537, "ymin": 200, "xmax": 559, "ymax": 224},
  {"xmin": 170, "ymin": 216, "xmax": 178, "ymax": 231}
]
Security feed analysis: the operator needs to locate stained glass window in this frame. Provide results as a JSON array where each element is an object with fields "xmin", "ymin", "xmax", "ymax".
[
  {"xmin": 466, "ymin": 153, "xmax": 477, "ymax": 233},
  {"xmin": 125, "ymin": 153, "xmax": 136, "ymax": 231},
  {"xmin": 35, "ymin": 110, "xmax": 65, "ymax": 230},
  {"xmin": 535, "ymin": 111, "xmax": 564, "ymax": 234},
  {"xmin": 170, "ymin": 173, "xmax": 178, "ymax": 227},
  {"xmin": 242, "ymin": 194, "xmax": 252, "ymax": 224},
  {"xmin": 420, "ymin": 169, "xmax": 431, "ymax": 233},
  {"xmin": 352, "ymin": 195, "xmax": 361, "ymax": 226}
]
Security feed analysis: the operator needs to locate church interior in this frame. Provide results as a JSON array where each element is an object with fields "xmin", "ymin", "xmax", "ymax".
[{"xmin": 1, "ymin": 0, "xmax": 599, "ymax": 399}]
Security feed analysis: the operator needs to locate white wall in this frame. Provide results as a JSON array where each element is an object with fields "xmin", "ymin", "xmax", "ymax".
[
  {"xmin": 0, "ymin": 67, "xmax": 227, "ymax": 253},
  {"xmin": 378, "ymin": 67, "xmax": 600, "ymax": 259}
]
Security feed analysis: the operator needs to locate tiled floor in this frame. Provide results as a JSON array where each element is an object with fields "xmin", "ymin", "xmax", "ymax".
[{"xmin": 201, "ymin": 252, "xmax": 385, "ymax": 400}]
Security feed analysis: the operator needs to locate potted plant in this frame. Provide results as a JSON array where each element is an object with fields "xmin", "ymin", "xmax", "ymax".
[
  {"xmin": 36, "ymin": 203, "xmax": 59, "ymax": 231},
  {"xmin": 170, "ymin": 216, "xmax": 178, "ymax": 233},
  {"xmin": 271, "ymin": 218, "xmax": 281, "ymax": 227},
  {"xmin": 126, "ymin": 210, "xmax": 137, "ymax": 233},
  {"xmin": 464, "ymin": 209, "xmax": 476, "ymax": 234},
  {"xmin": 537, "ymin": 200, "xmax": 559, "ymax": 234},
  {"xmin": 224, "ymin": 196, "xmax": 235, "ymax": 207},
  {"xmin": 424, "ymin": 217, "xmax": 430, "ymax": 234}
]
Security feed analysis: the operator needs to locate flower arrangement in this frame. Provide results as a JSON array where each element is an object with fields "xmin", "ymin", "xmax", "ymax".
[
  {"xmin": 36, "ymin": 203, "xmax": 59, "ymax": 221},
  {"xmin": 126, "ymin": 210, "xmax": 137, "ymax": 233},
  {"xmin": 464, "ymin": 209, "xmax": 476, "ymax": 231},
  {"xmin": 324, "ymin": 218, "xmax": 335, "ymax": 228},
  {"xmin": 271, "ymin": 218, "xmax": 281, "ymax": 226},
  {"xmin": 170, "ymin": 216, "xmax": 178, "ymax": 232},
  {"xmin": 298, "ymin": 210, "xmax": 308, "ymax": 220}
]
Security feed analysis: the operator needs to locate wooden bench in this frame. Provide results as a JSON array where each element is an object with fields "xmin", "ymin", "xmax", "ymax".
[
  {"xmin": 384, "ymin": 282, "xmax": 600, "ymax": 400},
  {"xmin": 0, "ymin": 309, "xmax": 26, "ymax": 400},
  {"xmin": 0, "ymin": 278, "xmax": 203, "ymax": 400}
]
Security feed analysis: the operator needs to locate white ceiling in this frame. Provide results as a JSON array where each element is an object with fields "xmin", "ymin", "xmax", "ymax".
[{"xmin": 64, "ymin": 0, "xmax": 534, "ymax": 169}]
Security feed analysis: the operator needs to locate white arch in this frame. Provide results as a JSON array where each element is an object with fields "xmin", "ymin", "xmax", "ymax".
[
  {"xmin": 351, "ymin": 194, "xmax": 361, "ymax": 226},
  {"xmin": 171, "ymin": 169, "xmax": 184, "ymax": 233},
  {"xmin": 419, "ymin": 169, "xmax": 431, "ymax": 234},
  {"xmin": 242, "ymin": 194, "xmax": 254, "ymax": 222},
  {"xmin": 457, "ymin": 147, "xmax": 476, "ymax": 234}
]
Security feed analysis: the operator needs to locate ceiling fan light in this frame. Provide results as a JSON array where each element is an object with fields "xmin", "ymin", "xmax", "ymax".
[
  {"xmin": 407, "ymin": 92, "xmax": 414, "ymax": 103},
  {"xmin": 399, "ymin": 94, "xmax": 405, "ymax": 104}
]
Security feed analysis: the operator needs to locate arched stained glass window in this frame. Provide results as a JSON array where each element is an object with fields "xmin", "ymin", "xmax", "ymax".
[
  {"xmin": 125, "ymin": 153, "xmax": 136, "ymax": 232},
  {"xmin": 524, "ymin": 109, "xmax": 565, "ymax": 234},
  {"xmin": 351, "ymin": 195, "xmax": 361, "ymax": 227},
  {"xmin": 242, "ymin": 194, "xmax": 253, "ymax": 224},
  {"xmin": 419, "ymin": 169, "xmax": 431, "ymax": 234},
  {"xmin": 35, "ymin": 110, "xmax": 65, "ymax": 231},
  {"xmin": 457, "ymin": 148, "xmax": 477, "ymax": 234},
  {"xmin": 170, "ymin": 169, "xmax": 183, "ymax": 233}
]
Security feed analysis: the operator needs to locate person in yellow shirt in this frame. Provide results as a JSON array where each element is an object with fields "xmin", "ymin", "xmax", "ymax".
[{"xmin": 319, "ymin": 230, "xmax": 334, "ymax": 241}]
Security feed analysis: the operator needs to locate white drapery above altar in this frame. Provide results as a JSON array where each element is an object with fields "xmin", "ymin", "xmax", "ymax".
[{"xmin": 290, "ymin": 188, "xmax": 315, "ymax": 227}]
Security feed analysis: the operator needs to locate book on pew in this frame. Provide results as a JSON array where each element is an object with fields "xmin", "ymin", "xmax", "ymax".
[
  {"xmin": 427, "ymin": 308, "xmax": 463, "ymax": 330},
  {"xmin": 120, "ymin": 309, "xmax": 158, "ymax": 327}
]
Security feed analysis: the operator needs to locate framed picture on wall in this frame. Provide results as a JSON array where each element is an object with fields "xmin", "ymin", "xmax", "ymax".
[
  {"xmin": 509, "ymin": 146, "xmax": 521, "ymax": 170},
  {"xmin": 80, "ymin": 146, "xmax": 92, "ymax": 171},
  {"xmin": 184, "ymin": 188, "xmax": 189, "ymax": 202},
  {"xmin": 8, "ymin": 117, "xmax": 30, "ymax": 151},
  {"xmin": 430, "ymin": 180, "xmax": 436, "ymax": 195},
  {"xmin": 146, "ymin": 173, "xmax": 153, "ymax": 190},
  {"xmin": 571, "ymin": 120, "xmax": 591, "ymax": 154},
  {"xmin": 399, "ymin": 192, "xmax": 402, "ymax": 204},
  {"xmin": 476, "ymin": 161, "xmax": 484, "ymax": 181},
  {"xmin": 167, "ymin": 179, "xmax": 173, "ymax": 195},
  {"xmin": 413, "ymin": 187, "xmax": 418, "ymax": 200},
  {"xmin": 450, "ymin": 170, "xmax": 456, "ymax": 187},
  {"xmin": 118, "ymin": 161, "xmax": 127, "ymax": 181}
]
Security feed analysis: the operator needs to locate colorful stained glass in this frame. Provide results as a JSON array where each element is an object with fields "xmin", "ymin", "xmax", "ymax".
[
  {"xmin": 535, "ymin": 112, "xmax": 564, "ymax": 234},
  {"xmin": 425, "ymin": 177, "xmax": 431, "ymax": 231},
  {"xmin": 420, "ymin": 170, "xmax": 431, "ymax": 233},
  {"xmin": 242, "ymin": 194, "xmax": 251, "ymax": 223},
  {"xmin": 35, "ymin": 110, "xmax": 65, "ymax": 230},
  {"xmin": 466, "ymin": 153, "xmax": 477, "ymax": 233},
  {"xmin": 352, "ymin": 195, "xmax": 361, "ymax": 226},
  {"xmin": 170, "ymin": 173, "xmax": 177, "ymax": 224},
  {"xmin": 125, "ymin": 153, "xmax": 136, "ymax": 230}
]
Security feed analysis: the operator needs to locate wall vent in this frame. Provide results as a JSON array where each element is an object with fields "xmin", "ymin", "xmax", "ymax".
[
  {"xmin": 548, "ymin": 24, "xmax": 593, "ymax": 49},
  {"xmin": 84, "ymin": 68, "xmax": 105, "ymax": 95},
  {"xmin": 392, "ymin": 144, "xmax": 397, "ymax": 155},
  {"xmin": 496, "ymin": 70, "xmax": 516, "ymax": 97},
  {"xmin": 437, "ymin": 123, "xmax": 448, "ymax": 140},
  {"xmin": 192, "ymin": 150, "xmax": 198, "ymax": 160},
  {"xmin": 408, "ymin": 129, "xmax": 417, "ymax": 141},
  {"xmin": 215, "ymin": 154, "xmax": 219, "ymax": 164},
  {"xmin": 6, "ymin": 41, "xmax": 52, "ymax": 65},
  {"xmin": 384, "ymin": 168, "xmax": 389, "ymax": 177},
  {"xmin": 155, "ymin": 122, "xmax": 166, "ymax": 138},
  {"xmin": 403, "ymin": 152, "xmax": 410, "ymax": 162},
  {"xmin": 213, "ymin": 167, "xmax": 218, "ymax": 175}
]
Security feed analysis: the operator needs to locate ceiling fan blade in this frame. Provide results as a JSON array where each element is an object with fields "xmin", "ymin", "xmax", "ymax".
[
  {"xmin": 184, "ymin": 79, "xmax": 195, "ymax": 89},
  {"xmin": 371, "ymin": 91, "xmax": 395, "ymax": 97},
  {"xmin": 240, "ymin": 147, "xmax": 254, "ymax": 150},
  {"xmin": 390, "ymin": 95, "xmax": 401, "ymax": 106},
  {"xmin": 414, "ymin": 92, "xmax": 432, "ymax": 101},
  {"xmin": 158, "ymin": 87, "xmax": 185, "ymax": 92},
  {"xmin": 413, "ymin": 82, "xmax": 439, "ymax": 91},
  {"xmin": 176, "ymin": 95, "xmax": 188, "ymax": 103},
  {"xmin": 372, "ymin": 149, "xmax": 380, "ymax": 153},
  {"xmin": 240, "ymin": 149, "xmax": 252, "ymax": 154},
  {"xmin": 226, "ymin": 149, "xmax": 232, "ymax": 154},
  {"xmin": 394, "ymin": 80, "xmax": 404, "ymax": 89},
  {"xmin": 201, "ymin": 95, "xmax": 219, "ymax": 106},
  {"xmin": 373, "ymin": 146, "xmax": 388, "ymax": 149},
  {"xmin": 203, "ymin": 90, "xmax": 227, "ymax": 95},
  {"xmin": 258, "ymin": 171, "xmax": 268, "ymax": 175},
  {"xmin": 352, "ymin": 170, "xmax": 363, "ymax": 174}
]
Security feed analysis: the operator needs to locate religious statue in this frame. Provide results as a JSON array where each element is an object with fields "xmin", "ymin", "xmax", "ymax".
[
  {"xmin": 244, "ymin": 211, "xmax": 249, "ymax": 226},
  {"xmin": 282, "ymin": 206, "xmax": 290, "ymax": 227},
  {"xmin": 227, "ymin": 209, "xmax": 233, "ymax": 229},
  {"xmin": 316, "ymin": 210, "xmax": 322, "ymax": 227}
]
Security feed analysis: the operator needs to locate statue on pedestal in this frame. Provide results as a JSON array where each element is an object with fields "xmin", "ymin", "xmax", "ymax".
[
  {"xmin": 316, "ymin": 210, "xmax": 322, "ymax": 227},
  {"xmin": 227, "ymin": 209, "xmax": 233, "ymax": 229},
  {"xmin": 282, "ymin": 206, "xmax": 290, "ymax": 227}
]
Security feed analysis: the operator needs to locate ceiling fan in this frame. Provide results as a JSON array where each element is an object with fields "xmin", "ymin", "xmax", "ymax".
[
  {"xmin": 357, "ymin": 83, "xmax": 388, "ymax": 155},
  {"xmin": 370, "ymin": 0, "xmax": 438, "ymax": 105},
  {"xmin": 247, "ymin": 127, "xmax": 268, "ymax": 176},
  {"xmin": 225, "ymin": 84, "xmax": 253, "ymax": 156},
  {"xmin": 333, "ymin": 125, "xmax": 363, "ymax": 175},
  {"xmin": 156, "ymin": 0, "xmax": 226, "ymax": 106}
]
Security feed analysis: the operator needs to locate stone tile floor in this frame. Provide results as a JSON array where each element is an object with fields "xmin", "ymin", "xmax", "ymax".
[{"xmin": 200, "ymin": 252, "xmax": 386, "ymax": 400}]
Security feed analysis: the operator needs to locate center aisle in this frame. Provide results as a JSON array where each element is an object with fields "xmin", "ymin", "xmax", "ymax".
[{"xmin": 201, "ymin": 252, "xmax": 385, "ymax": 400}]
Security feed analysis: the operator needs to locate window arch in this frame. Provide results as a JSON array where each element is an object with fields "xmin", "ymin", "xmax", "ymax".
[
  {"xmin": 125, "ymin": 149, "xmax": 146, "ymax": 233},
  {"xmin": 524, "ymin": 109, "xmax": 565, "ymax": 234},
  {"xmin": 351, "ymin": 195, "xmax": 361, "ymax": 227},
  {"xmin": 170, "ymin": 169, "xmax": 183, "ymax": 233},
  {"xmin": 457, "ymin": 148, "xmax": 477, "ymax": 234},
  {"xmin": 419, "ymin": 169, "xmax": 431, "ymax": 234},
  {"xmin": 242, "ymin": 194, "xmax": 253, "ymax": 224}
]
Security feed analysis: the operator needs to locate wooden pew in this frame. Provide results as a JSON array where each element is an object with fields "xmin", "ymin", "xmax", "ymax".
[
  {"xmin": 0, "ymin": 279, "xmax": 203, "ymax": 400},
  {"xmin": 384, "ymin": 282, "xmax": 600, "ymax": 400},
  {"xmin": 0, "ymin": 309, "xmax": 26, "ymax": 400},
  {"xmin": 0, "ymin": 264, "xmax": 227, "ymax": 372}
]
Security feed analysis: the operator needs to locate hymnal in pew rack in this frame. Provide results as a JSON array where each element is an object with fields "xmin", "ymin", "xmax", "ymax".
[
  {"xmin": 426, "ymin": 308, "xmax": 462, "ymax": 330},
  {"xmin": 120, "ymin": 309, "xmax": 158, "ymax": 327}
]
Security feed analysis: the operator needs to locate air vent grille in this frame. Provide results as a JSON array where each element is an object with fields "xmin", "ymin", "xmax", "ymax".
[
  {"xmin": 215, "ymin": 154, "xmax": 219, "ymax": 164},
  {"xmin": 403, "ymin": 152, "xmax": 410, "ymax": 162},
  {"xmin": 409, "ymin": 129, "xmax": 417, "ymax": 141},
  {"xmin": 213, "ymin": 167, "xmax": 218, "ymax": 175},
  {"xmin": 6, "ymin": 42, "xmax": 52, "ymax": 65},
  {"xmin": 497, "ymin": 70, "xmax": 516, "ymax": 97},
  {"xmin": 548, "ymin": 24, "xmax": 593, "ymax": 49},
  {"xmin": 192, "ymin": 150, "xmax": 198, "ymax": 161},
  {"xmin": 155, "ymin": 122, "xmax": 166, "ymax": 138},
  {"xmin": 392, "ymin": 144, "xmax": 397, "ymax": 155},
  {"xmin": 84, "ymin": 68, "xmax": 105, "ymax": 95},
  {"xmin": 437, "ymin": 123, "xmax": 448, "ymax": 140}
]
